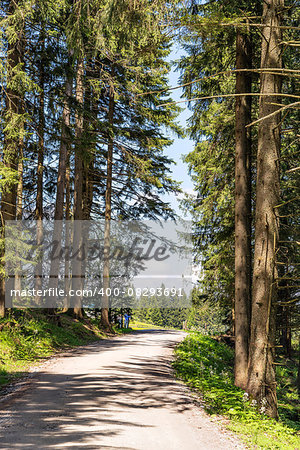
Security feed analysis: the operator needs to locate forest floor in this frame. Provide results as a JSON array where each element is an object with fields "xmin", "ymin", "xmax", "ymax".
[
  {"xmin": 174, "ymin": 333, "xmax": 300, "ymax": 449},
  {"xmin": 0, "ymin": 311, "xmax": 109, "ymax": 390},
  {"xmin": 0, "ymin": 329, "xmax": 245, "ymax": 449}
]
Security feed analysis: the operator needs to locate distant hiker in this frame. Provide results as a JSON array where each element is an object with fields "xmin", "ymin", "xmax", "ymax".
[
  {"xmin": 117, "ymin": 314, "xmax": 122, "ymax": 328},
  {"xmin": 124, "ymin": 313, "xmax": 129, "ymax": 328}
]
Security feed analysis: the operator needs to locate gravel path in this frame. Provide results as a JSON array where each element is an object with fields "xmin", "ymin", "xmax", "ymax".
[{"xmin": 0, "ymin": 330, "xmax": 245, "ymax": 449}]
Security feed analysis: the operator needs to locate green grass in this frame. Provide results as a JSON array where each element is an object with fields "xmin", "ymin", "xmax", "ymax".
[
  {"xmin": 113, "ymin": 325, "xmax": 134, "ymax": 334},
  {"xmin": 276, "ymin": 354, "xmax": 300, "ymax": 429},
  {"xmin": 173, "ymin": 333, "xmax": 300, "ymax": 449},
  {"xmin": 130, "ymin": 319, "xmax": 165, "ymax": 330},
  {"xmin": 0, "ymin": 310, "xmax": 106, "ymax": 389}
]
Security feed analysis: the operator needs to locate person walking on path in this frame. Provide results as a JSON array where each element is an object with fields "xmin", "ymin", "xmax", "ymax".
[
  {"xmin": 117, "ymin": 314, "xmax": 122, "ymax": 329},
  {"xmin": 124, "ymin": 313, "xmax": 129, "ymax": 328}
]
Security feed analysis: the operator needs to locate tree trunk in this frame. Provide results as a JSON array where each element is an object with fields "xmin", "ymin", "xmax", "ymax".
[
  {"xmin": 63, "ymin": 149, "xmax": 71, "ymax": 312},
  {"xmin": 247, "ymin": 0, "xmax": 283, "ymax": 419},
  {"xmin": 35, "ymin": 27, "xmax": 45, "ymax": 304},
  {"xmin": 14, "ymin": 138, "xmax": 24, "ymax": 300},
  {"xmin": 234, "ymin": 29, "xmax": 252, "ymax": 390},
  {"xmin": 81, "ymin": 77, "xmax": 95, "ymax": 307},
  {"xmin": 280, "ymin": 305, "xmax": 291, "ymax": 358},
  {"xmin": 16, "ymin": 149, "xmax": 23, "ymax": 222},
  {"xmin": 278, "ymin": 268, "xmax": 291, "ymax": 357},
  {"xmin": 297, "ymin": 336, "xmax": 300, "ymax": 396},
  {"xmin": 82, "ymin": 76, "xmax": 95, "ymax": 222},
  {"xmin": 71, "ymin": 57, "xmax": 84, "ymax": 319},
  {"xmin": 101, "ymin": 76, "xmax": 115, "ymax": 331},
  {"xmin": 48, "ymin": 54, "xmax": 73, "ymax": 305},
  {"xmin": 0, "ymin": 0, "xmax": 23, "ymax": 317},
  {"xmin": 14, "ymin": 55, "xmax": 24, "ymax": 299}
]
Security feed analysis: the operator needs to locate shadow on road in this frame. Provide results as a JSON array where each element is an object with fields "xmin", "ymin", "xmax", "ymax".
[{"xmin": 0, "ymin": 330, "xmax": 191, "ymax": 449}]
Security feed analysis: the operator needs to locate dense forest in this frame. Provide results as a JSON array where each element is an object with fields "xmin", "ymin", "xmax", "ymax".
[{"xmin": 0, "ymin": 0, "xmax": 299, "ymax": 434}]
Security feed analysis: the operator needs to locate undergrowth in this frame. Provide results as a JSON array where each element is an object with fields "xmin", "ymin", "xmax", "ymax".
[
  {"xmin": 0, "ymin": 310, "xmax": 105, "ymax": 388},
  {"xmin": 173, "ymin": 333, "xmax": 300, "ymax": 449}
]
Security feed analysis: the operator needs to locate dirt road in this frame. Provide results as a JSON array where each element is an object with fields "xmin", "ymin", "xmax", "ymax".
[{"xmin": 0, "ymin": 330, "xmax": 244, "ymax": 449}]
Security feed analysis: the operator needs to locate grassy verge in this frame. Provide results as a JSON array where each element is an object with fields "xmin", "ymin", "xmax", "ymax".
[
  {"xmin": 113, "ymin": 325, "xmax": 134, "ymax": 334},
  {"xmin": 0, "ymin": 310, "xmax": 107, "ymax": 389},
  {"xmin": 173, "ymin": 333, "xmax": 300, "ymax": 449},
  {"xmin": 130, "ymin": 320, "xmax": 163, "ymax": 330}
]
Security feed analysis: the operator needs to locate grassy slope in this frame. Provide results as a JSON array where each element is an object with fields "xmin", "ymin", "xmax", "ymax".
[
  {"xmin": 0, "ymin": 310, "xmax": 107, "ymax": 389},
  {"xmin": 173, "ymin": 333, "xmax": 300, "ymax": 449},
  {"xmin": 130, "ymin": 319, "xmax": 164, "ymax": 330}
]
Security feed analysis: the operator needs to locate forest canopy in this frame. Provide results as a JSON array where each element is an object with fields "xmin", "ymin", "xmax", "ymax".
[{"xmin": 0, "ymin": 0, "xmax": 299, "ymax": 425}]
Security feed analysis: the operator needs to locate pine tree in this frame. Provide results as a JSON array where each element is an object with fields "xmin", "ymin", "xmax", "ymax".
[
  {"xmin": 234, "ymin": 27, "xmax": 252, "ymax": 389},
  {"xmin": 178, "ymin": 0, "xmax": 298, "ymax": 417},
  {"xmin": 0, "ymin": 0, "xmax": 28, "ymax": 316},
  {"xmin": 247, "ymin": 0, "xmax": 284, "ymax": 419}
]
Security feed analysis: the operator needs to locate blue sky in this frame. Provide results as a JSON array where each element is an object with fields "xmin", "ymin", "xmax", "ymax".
[{"xmin": 163, "ymin": 48, "xmax": 195, "ymax": 216}]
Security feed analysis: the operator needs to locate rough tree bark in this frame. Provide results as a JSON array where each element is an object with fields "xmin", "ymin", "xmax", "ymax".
[
  {"xmin": 0, "ymin": 0, "xmax": 23, "ymax": 317},
  {"xmin": 14, "ymin": 125, "xmax": 24, "ymax": 299},
  {"xmin": 71, "ymin": 57, "xmax": 84, "ymax": 319},
  {"xmin": 234, "ymin": 28, "xmax": 252, "ymax": 390},
  {"xmin": 35, "ymin": 27, "xmax": 45, "ymax": 304},
  {"xmin": 63, "ymin": 148, "xmax": 71, "ymax": 312},
  {"xmin": 82, "ymin": 73, "xmax": 95, "ymax": 222},
  {"xmin": 16, "ymin": 146, "xmax": 23, "ymax": 222},
  {"xmin": 247, "ymin": 0, "xmax": 283, "ymax": 419},
  {"xmin": 81, "ymin": 75, "xmax": 95, "ymax": 305},
  {"xmin": 297, "ymin": 336, "xmax": 300, "ymax": 396},
  {"xmin": 14, "ymin": 37, "xmax": 25, "ymax": 299},
  {"xmin": 48, "ymin": 55, "xmax": 73, "ymax": 305},
  {"xmin": 101, "ymin": 74, "xmax": 115, "ymax": 332}
]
